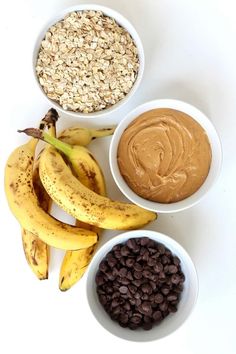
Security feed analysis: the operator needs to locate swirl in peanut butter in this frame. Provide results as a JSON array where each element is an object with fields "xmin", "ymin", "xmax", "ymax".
[{"xmin": 117, "ymin": 108, "xmax": 212, "ymax": 203}]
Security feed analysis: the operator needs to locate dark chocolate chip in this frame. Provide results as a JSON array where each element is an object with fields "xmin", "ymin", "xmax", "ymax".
[
  {"xmin": 126, "ymin": 258, "xmax": 135, "ymax": 267},
  {"xmin": 134, "ymin": 271, "xmax": 142, "ymax": 279},
  {"xmin": 95, "ymin": 273, "xmax": 105, "ymax": 286},
  {"xmin": 153, "ymin": 310, "xmax": 162, "ymax": 321},
  {"xmin": 154, "ymin": 293, "xmax": 164, "ymax": 304},
  {"xmin": 154, "ymin": 262, "xmax": 163, "ymax": 273},
  {"xmin": 119, "ymin": 286, "xmax": 128, "ymax": 294},
  {"xmin": 127, "ymin": 238, "xmax": 137, "ymax": 250},
  {"xmin": 168, "ymin": 265, "xmax": 178, "ymax": 274},
  {"xmin": 120, "ymin": 246, "xmax": 130, "ymax": 256},
  {"xmin": 140, "ymin": 237, "xmax": 149, "ymax": 246},
  {"xmin": 134, "ymin": 262, "xmax": 143, "ymax": 272},
  {"xmin": 119, "ymin": 267, "xmax": 128, "ymax": 277},
  {"xmin": 141, "ymin": 283, "xmax": 153, "ymax": 295},
  {"xmin": 171, "ymin": 274, "xmax": 181, "ymax": 284},
  {"xmin": 99, "ymin": 261, "xmax": 108, "ymax": 273},
  {"xmin": 143, "ymin": 322, "xmax": 153, "ymax": 330}
]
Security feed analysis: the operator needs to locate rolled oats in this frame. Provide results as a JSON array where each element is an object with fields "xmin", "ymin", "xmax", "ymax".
[{"xmin": 36, "ymin": 10, "xmax": 139, "ymax": 114}]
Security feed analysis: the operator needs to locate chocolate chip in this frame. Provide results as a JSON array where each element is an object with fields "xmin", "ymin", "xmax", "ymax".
[
  {"xmin": 106, "ymin": 271, "xmax": 115, "ymax": 281},
  {"xmin": 154, "ymin": 262, "xmax": 163, "ymax": 273},
  {"xmin": 127, "ymin": 238, "xmax": 137, "ymax": 250},
  {"xmin": 173, "ymin": 256, "xmax": 181, "ymax": 266},
  {"xmin": 112, "ymin": 291, "xmax": 120, "ymax": 299},
  {"xmin": 140, "ymin": 237, "xmax": 149, "ymax": 246},
  {"xmin": 142, "ymin": 251, "xmax": 149, "ymax": 262},
  {"xmin": 133, "ymin": 279, "xmax": 142, "ymax": 287},
  {"xmin": 147, "ymin": 258, "xmax": 156, "ymax": 267},
  {"xmin": 99, "ymin": 295, "xmax": 107, "ymax": 305},
  {"xmin": 157, "ymin": 244, "xmax": 165, "ymax": 254},
  {"xmin": 153, "ymin": 310, "xmax": 162, "ymax": 321},
  {"xmin": 159, "ymin": 301, "xmax": 168, "ymax": 312},
  {"xmin": 126, "ymin": 258, "xmax": 135, "ymax": 268},
  {"xmin": 128, "ymin": 284, "xmax": 137, "ymax": 294},
  {"xmin": 143, "ymin": 315, "xmax": 152, "ymax": 323},
  {"xmin": 167, "ymin": 293, "xmax": 178, "ymax": 302},
  {"xmin": 114, "ymin": 250, "xmax": 122, "ymax": 259},
  {"xmin": 168, "ymin": 265, "xmax": 178, "ymax": 274},
  {"xmin": 141, "ymin": 294, "xmax": 149, "ymax": 301},
  {"xmin": 134, "ymin": 262, "xmax": 143, "ymax": 272},
  {"xmin": 95, "ymin": 273, "xmax": 105, "ymax": 286},
  {"xmin": 130, "ymin": 316, "xmax": 142, "ymax": 324},
  {"xmin": 143, "ymin": 322, "xmax": 153, "ymax": 330},
  {"xmin": 120, "ymin": 257, "xmax": 126, "ymax": 266},
  {"xmin": 154, "ymin": 293, "xmax": 164, "ymax": 304},
  {"xmin": 134, "ymin": 271, "xmax": 142, "ymax": 279},
  {"xmin": 142, "ymin": 270, "xmax": 152, "ymax": 279},
  {"xmin": 124, "ymin": 301, "xmax": 131, "ymax": 311},
  {"xmin": 119, "ymin": 267, "xmax": 128, "ymax": 277},
  {"xmin": 119, "ymin": 286, "xmax": 128, "ymax": 294},
  {"xmin": 126, "ymin": 271, "xmax": 134, "ymax": 281},
  {"xmin": 112, "ymin": 244, "xmax": 121, "ymax": 252},
  {"xmin": 111, "ymin": 299, "xmax": 119, "ymax": 308},
  {"xmin": 119, "ymin": 313, "xmax": 129, "ymax": 324},
  {"xmin": 141, "ymin": 301, "xmax": 153, "ymax": 316},
  {"xmin": 161, "ymin": 255, "xmax": 170, "ymax": 265},
  {"xmin": 107, "ymin": 256, "xmax": 117, "ymax": 268},
  {"xmin": 121, "ymin": 246, "xmax": 130, "ymax": 256},
  {"xmin": 96, "ymin": 236, "xmax": 185, "ymax": 331},
  {"xmin": 99, "ymin": 261, "xmax": 108, "ymax": 273},
  {"xmin": 134, "ymin": 291, "xmax": 141, "ymax": 299},
  {"xmin": 161, "ymin": 287, "xmax": 170, "ymax": 295},
  {"xmin": 141, "ymin": 283, "xmax": 153, "ymax": 294},
  {"xmin": 171, "ymin": 274, "xmax": 181, "ymax": 284}
]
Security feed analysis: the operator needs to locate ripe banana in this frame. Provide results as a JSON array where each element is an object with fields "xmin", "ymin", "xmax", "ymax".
[
  {"xmin": 21, "ymin": 123, "xmax": 56, "ymax": 280},
  {"xmin": 5, "ymin": 138, "xmax": 97, "ymax": 250},
  {"xmin": 35, "ymin": 131, "xmax": 106, "ymax": 196},
  {"xmin": 36, "ymin": 139, "xmax": 157, "ymax": 230},
  {"xmin": 58, "ymin": 133, "xmax": 106, "ymax": 291},
  {"xmin": 59, "ymin": 126, "xmax": 116, "ymax": 146},
  {"xmin": 22, "ymin": 158, "xmax": 50, "ymax": 280}
]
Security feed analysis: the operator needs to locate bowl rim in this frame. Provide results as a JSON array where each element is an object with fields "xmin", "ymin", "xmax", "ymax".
[
  {"xmin": 86, "ymin": 229, "xmax": 199, "ymax": 342},
  {"xmin": 32, "ymin": 3, "xmax": 145, "ymax": 119},
  {"xmin": 109, "ymin": 98, "xmax": 223, "ymax": 213}
]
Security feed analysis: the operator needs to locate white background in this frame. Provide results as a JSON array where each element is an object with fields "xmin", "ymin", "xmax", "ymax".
[{"xmin": 0, "ymin": 0, "xmax": 236, "ymax": 353}]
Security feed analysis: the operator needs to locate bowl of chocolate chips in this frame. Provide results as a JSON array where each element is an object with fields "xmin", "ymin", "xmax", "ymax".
[{"xmin": 86, "ymin": 230, "xmax": 198, "ymax": 341}]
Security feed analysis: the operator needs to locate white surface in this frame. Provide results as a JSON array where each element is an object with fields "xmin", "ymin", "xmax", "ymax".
[
  {"xmin": 0, "ymin": 0, "xmax": 236, "ymax": 353},
  {"xmin": 86, "ymin": 230, "xmax": 198, "ymax": 342},
  {"xmin": 109, "ymin": 98, "xmax": 222, "ymax": 212},
  {"xmin": 32, "ymin": 3, "xmax": 145, "ymax": 118}
]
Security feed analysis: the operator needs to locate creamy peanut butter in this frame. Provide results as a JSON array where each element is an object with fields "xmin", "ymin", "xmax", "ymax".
[{"xmin": 117, "ymin": 108, "xmax": 212, "ymax": 203}]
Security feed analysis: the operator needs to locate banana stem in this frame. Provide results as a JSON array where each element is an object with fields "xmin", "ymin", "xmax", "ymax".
[
  {"xmin": 90, "ymin": 127, "xmax": 116, "ymax": 139},
  {"xmin": 42, "ymin": 132, "xmax": 72, "ymax": 157},
  {"xmin": 18, "ymin": 128, "xmax": 73, "ymax": 157}
]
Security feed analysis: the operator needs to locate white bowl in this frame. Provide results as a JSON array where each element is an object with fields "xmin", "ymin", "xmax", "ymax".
[
  {"xmin": 109, "ymin": 99, "xmax": 222, "ymax": 213},
  {"xmin": 86, "ymin": 230, "xmax": 198, "ymax": 342},
  {"xmin": 32, "ymin": 4, "xmax": 145, "ymax": 119}
]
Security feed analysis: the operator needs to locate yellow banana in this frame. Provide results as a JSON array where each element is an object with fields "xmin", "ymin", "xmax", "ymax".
[
  {"xmin": 5, "ymin": 133, "xmax": 97, "ymax": 250},
  {"xmin": 59, "ymin": 247, "xmax": 94, "ymax": 290},
  {"xmin": 42, "ymin": 132, "xmax": 106, "ymax": 196},
  {"xmin": 59, "ymin": 126, "xmax": 116, "ymax": 146},
  {"xmin": 59, "ymin": 133, "xmax": 106, "ymax": 291},
  {"xmin": 21, "ymin": 159, "xmax": 50, "ymax": 280},
  {"xmin": 21, "ymin": 123, "xmax": 56, "ymax": 280},
  {"xmin": 34, "ymin": 135, "xmax": 157, "ymax": 229}
]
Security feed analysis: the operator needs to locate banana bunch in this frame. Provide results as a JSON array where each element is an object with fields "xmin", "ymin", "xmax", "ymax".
[{"xmin": 5, "ymin": 108, "xmax": 156, "ymax": 290}]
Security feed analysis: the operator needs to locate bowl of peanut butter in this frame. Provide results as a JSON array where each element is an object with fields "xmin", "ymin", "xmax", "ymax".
[{"xmin": 109, "ymin": 99, "xmax": 222, "ymax": 213}]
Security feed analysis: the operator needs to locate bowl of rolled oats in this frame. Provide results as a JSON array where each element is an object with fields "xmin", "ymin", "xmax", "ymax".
[{"xmin": 33, "ymin": 4, "xmax": 144, "ymax": 118}]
